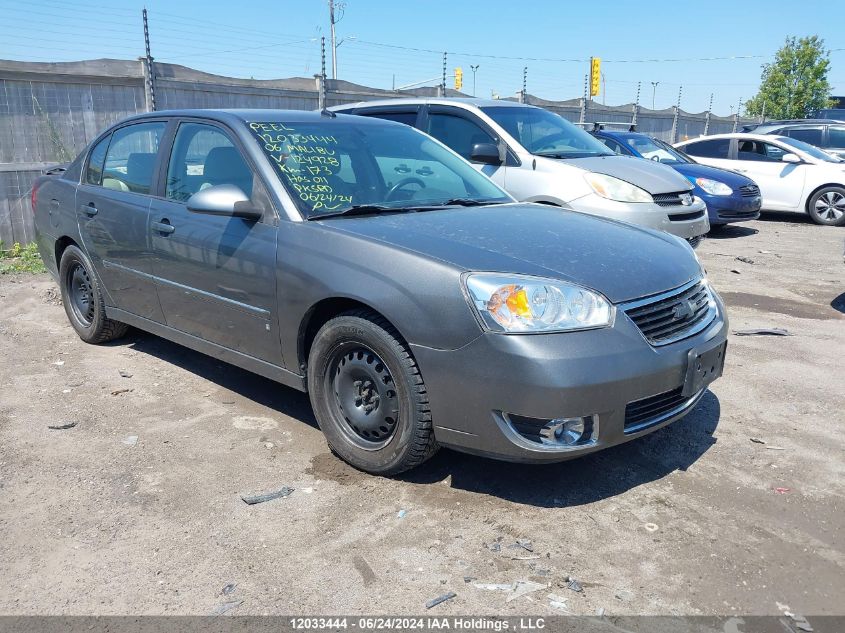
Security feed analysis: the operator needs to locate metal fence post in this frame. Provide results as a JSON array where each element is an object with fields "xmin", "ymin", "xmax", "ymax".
[
  {"xmin": 439, "ymin": 52, "xmax": 447, "ymax": 97},
  {"xmin": 142, "ymin": 8, "xmax": 156, "ymax": 111},
  {"xmin": 632, "ymin": 81, "xmax": 641, "ymax": 128},
  {"xmin": 579, "ymin": 74, "xmax": 588, "ymax": 124},
  {"xmin": 703, "ymin": 93, "xmax": 713, "ymax": 136},
  {"xmin": 670, "ymin": 86, "xmax": 682, "ymax": 143}
]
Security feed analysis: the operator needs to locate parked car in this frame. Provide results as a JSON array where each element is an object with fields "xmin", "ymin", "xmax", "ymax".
[
  {"xmin": 591, "ymin": 126, "xmax": 761, "ymax": 226},
  {"xmin": 675, "ymin": 133, "xmax": 845, "ymax": 226},
  {"xmin": 32, "ymin": 109, "xmax": 728, "ymax": 475},
  {"xmin": 742, "ymin": 119, "xmax": 845, "ymax": 160},
  {"xmin": 330, "ymin": 99, "xmax": 710, "ymax": 246}
]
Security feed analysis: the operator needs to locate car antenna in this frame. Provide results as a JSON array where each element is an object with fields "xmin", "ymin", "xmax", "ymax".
[{"xmin": 321, "ymin": 108, "xmax": 337, "ymax": 118}]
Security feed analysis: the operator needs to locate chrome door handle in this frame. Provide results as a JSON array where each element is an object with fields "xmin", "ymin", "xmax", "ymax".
[
  {"xmin": 151, "ymin": 221, "xmax": 175, "ymax": 235},
  {"xmin": 81, "ymin": 203, "xmax": 98, "ymax": 216}
]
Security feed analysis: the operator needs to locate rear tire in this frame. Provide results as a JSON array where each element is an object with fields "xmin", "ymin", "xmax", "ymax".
[
  {"xmin": 807, "ymin": 186, "xmax": 845, "ymax": 226},
  {"xmin": 59, "ymin": 245, "xmax": 128, "ymax": 344},
  {"xmin": 307, "ymin": 309, "xmax": 438, "ymax": 475}
]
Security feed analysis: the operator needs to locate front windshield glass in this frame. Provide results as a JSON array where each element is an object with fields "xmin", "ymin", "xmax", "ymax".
[
  {"xmin": 778, "ymin": 136, "xmax": 842, "ymax": 163},
  {"xmin": 625, "ymin": 136, "xmax": 691, "ymax": 165},
  {"xmin": 481, "ymin": 106, "xmax": 613, "ymax": 158},
  {"xmin": 248, "ymin": 119, "xmax": 512, "ymax": 217}
]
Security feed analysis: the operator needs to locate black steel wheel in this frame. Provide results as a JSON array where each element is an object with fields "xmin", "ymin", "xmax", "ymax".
[
  {"xmin": 58, "ymin": 245, "xmax": 128, "ymax": 344},
  {"xmin": 307, "ymin": 309, "xmax": 438, "ymax": 475}
]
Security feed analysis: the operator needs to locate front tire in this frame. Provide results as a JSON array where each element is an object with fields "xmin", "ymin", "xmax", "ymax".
[
  {"xmin": 807, "ymin": 186, "xmax": 845, "ymax": 226},
  {"xmin": 58, "ymin": 245, "xmax": 128, "ymax": 344},
  {"xmin": 307, "ymin": 310, "xmax": 438, "ymax": 475}
]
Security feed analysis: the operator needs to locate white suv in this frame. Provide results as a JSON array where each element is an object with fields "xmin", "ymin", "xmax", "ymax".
[{"xmin": 332, "ymin": 98, "xmax": 710, "ymax": 244}]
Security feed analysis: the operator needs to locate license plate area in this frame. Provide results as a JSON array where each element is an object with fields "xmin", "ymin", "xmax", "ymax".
[{"xmin": 683, "ymin": 340, "xmax": 726, "ymax": 397}]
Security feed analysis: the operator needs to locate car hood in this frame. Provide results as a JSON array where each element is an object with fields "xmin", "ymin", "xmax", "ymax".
[
  {"xmin": 671, "ymin": 162, "xmax": 758, "ymax": 188},
  {"xmin": 561, "ymin": 155, "xmax": 695, "ymax": 194},
  {"xmin": 317, "ymin": 204, "xmax": 702, "ymax": 303}
]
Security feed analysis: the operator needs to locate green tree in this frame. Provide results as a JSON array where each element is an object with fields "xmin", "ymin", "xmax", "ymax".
[{"xmin": 745, "ymin": 36, "xmax": 834, "ymax": 119}]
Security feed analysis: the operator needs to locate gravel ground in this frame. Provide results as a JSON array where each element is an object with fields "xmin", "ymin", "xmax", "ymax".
[{"xmin": 0, "ymin": 211, "xmax": 842, "ymax": 617}]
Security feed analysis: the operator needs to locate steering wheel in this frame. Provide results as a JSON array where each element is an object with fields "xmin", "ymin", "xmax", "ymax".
[
  {"xmin": 533, "ymin": 132, "xmax": 569, "ymax": 152},
  {"xmin": 386, "ymin": 177, "xmax": 426, "ymax": 201}
]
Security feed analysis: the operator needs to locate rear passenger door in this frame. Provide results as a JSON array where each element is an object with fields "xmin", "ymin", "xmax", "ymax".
[
  {"xmin": 75, "ymin": 120, "xmax": 167, "ymax": 322},
  {"xmin": 148, "ymin": 120, "xmax": 281, "ymax": 365}
]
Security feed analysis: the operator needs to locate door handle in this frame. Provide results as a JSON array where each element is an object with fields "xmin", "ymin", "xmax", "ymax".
[
  {"xmin": 81, "ymin": 203, "xmax": 98, "ymax": 216},
  {"xmin": 151, "ymin": 220, "xmax": 175, "ymax": 235}
]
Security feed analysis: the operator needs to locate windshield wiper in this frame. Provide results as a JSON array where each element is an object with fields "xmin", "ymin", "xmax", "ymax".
[
  {"xmin": 534, "ymin": 151, "xmax": 613, "ymax": 159},
  {"xmin": 437, "ymin": 198, "xmax": 505, "ymax": 207},
  {"xmin": 306, "ymin": 204, "xmax": 409, "ymax": 220}
]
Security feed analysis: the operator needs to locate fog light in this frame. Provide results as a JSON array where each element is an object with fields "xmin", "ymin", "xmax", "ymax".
[{"xmin": 540, "ymin": 417, "xmax": 587, "ymax": 446}]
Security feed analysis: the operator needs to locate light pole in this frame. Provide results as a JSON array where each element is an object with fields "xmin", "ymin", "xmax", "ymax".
[
  {"xmin": 650, "ymin": 81, "xmax": 659, "ymax": 110},
  {"xmin": 470, "ymin": 64, "xmax": 479, "ymax": 97}
]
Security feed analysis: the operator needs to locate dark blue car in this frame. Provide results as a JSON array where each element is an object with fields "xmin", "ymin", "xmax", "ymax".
[{"xmin": 592, "ymin": 128, "xmax": 762, "ymax": 226}]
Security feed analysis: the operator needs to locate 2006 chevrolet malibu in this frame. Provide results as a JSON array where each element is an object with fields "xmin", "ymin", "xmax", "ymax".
[{"xmin": 32, "ymin": 109, "xmax": 728, "ymax": 475}]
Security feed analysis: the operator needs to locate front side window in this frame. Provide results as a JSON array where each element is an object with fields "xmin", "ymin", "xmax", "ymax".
[
  {"xmin": 684, "ymin": 138, "xmax": 731, "ymax": 159},
  {"xmin": 166, "ymin": 123, "xmax": 254, "ymax": 202},
  {"xmin": 597, "ymin": 137, "xmax": 626, "ymax": 155},
  {"xmin": 737, "ymin": 140, "xmax": 784, "ymax": 162},
  {"xmin": 425, "ymin": 113, "xmax": 496, "ymax": 161},
  {"xmin": 827, "ymin": 126, "xmax": 845, "ymax": 147},
  {"xmin": 86, "ymin": 135, "xmax": 110, "ymax": 185},
  {"xmin": 102, "ymin": 122, "xmax": 166, "ymax": 194},
  {"xmin": 481, "ymin": 106, "xmax": 613, "ymax": 158},
  {"xmin": 248, "ymin": 120, "xmax": 511, "ymax": 217}
]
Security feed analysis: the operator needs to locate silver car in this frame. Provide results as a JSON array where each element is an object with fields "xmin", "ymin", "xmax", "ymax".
[{"xmin": 332, "ymin": 98, "xmax": 710, "ymax": 245}]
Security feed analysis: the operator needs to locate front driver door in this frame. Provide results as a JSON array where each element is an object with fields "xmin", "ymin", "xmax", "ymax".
[
  {"xmin": 149, "ymin": 120, "xmax": 281, "ymax": 365},
  {"xmin": 424, "ymin": 108, "xmax": 507, "ymax": 189},
  {"xmin": 733, "ymin": 140, "xmax": 806, "ymax": 210}
]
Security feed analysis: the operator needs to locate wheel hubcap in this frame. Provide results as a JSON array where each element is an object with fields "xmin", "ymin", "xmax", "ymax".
[
  {"xmin": 68, "ymin": 263, "xmax": 95, "ymax": 326},
  {"xmin": 330, "ymin": 345, "xmax": 399, "ymax": 448},
  {"xmin": 815, "ymin": 191, "xmax": 845, "ymax": 221}
]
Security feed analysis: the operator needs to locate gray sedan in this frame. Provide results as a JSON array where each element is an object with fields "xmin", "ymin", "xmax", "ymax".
[{"xmin": 32, "ymin": 109, "xmax": 728, "ymax": 474}]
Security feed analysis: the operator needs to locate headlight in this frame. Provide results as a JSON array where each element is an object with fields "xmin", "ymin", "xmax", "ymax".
[
  {"xmin": 464, "ymin": 273, "xmax": 614, "ymax": 333},
  {"xmin": 583, "ymin": 173, "xmax": 652, "ymax": 203},
  {"xmin": 695, "ymin": 177, "xmax": 732, "ymax": 196}
]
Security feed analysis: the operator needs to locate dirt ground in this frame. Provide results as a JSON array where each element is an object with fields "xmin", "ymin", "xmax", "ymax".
[{"xmin": 0, "ymin": 211, "xmax": 843, "ymax": 618}]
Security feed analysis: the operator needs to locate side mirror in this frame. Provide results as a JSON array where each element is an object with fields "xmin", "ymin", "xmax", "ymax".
[
  {"xmin": 470, "ymin": 142, "xmax": 502, "ymax": 166},
  {"xmin": 782, "ymin": 153, "xmax": 802, "ymax": 164},
  {"xmin": 186, "ymin": 184, "xmax": 262, "ymax": 220}
]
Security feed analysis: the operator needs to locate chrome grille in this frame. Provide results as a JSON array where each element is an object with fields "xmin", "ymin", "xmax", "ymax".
[
  {"xmin": 739, "ymin": 184, "xmax": 761, "ymax": 197},
  {"xmin": 652, "ymin": 192, "xmax": 687, "ymax": 207},
  {"xmin": 622, "ymin": 279, "xmax": 716, "ymax": 346}
]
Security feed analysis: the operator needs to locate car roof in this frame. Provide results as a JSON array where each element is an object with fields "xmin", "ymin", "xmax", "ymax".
[
  {"xmin": 329, "ymin": 97, "xmax": 535, "ymax": 111},
  {"xmin": 675, "ymin": 132, "xmax": 785, "ymax": 144},
  {"xmin": 113, "ymin": 108, "xmax": 399, "ymax": 126}
]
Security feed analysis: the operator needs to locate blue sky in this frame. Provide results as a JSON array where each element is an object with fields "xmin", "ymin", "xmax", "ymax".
[{"xmin": 1, "ymin": 0, "xmax": 842, "ymax": 116}]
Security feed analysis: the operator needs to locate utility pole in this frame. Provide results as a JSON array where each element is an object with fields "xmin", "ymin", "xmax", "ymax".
[
  {"xmin": 327, "ymin": 0, "xmax": 344, "ymax": 80},
  {"xmin": 470, "ymin": 64, "xmax": 479, "ymax": 97},
  {"xmin": 142, "ymin": 8, "xmax": 156, "ymax": 111},
  {"xmin": 650, "ymin": 81, "xmax": 659, "ymax": 110}
]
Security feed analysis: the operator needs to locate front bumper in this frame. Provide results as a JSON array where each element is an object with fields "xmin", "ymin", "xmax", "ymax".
[
  {"xmin": 703, "ymin": 192, "xmax": 762, "ymax": 225},
  {"xmin": 568, "ymin": 193, "xmax": 710, "ymax": 240},
  {"xmin": 411, "ymin": 290, "xmax": 728, "ymax": 463}
]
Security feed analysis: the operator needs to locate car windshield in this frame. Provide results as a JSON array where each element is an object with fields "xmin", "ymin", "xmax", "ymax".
[
  {"xmin": 481, "ymin": 106, "xmax": 614, "ymax": 158},
  {"xmin": 625, "ymin": 136, "xmax": 691, "ymax": 165},
  {"xmin": 777, "ymin": 136, "xmax": 842, "ymax": 163},
  {"xmin": 248, "ymin": 119, "xmax": 512, "ymax": 217}
]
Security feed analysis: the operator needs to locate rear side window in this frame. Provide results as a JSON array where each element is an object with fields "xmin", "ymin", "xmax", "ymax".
[
  {"xmin": 426, "ymin": 113, "xmax": 496, "ymax": 161},
  {"xmin": 684, "ymin": 138, "xmax": 730, "ymax": 159},
  {"xmin": 102, "ymin": 122, "xmax": 166, "ymax": 194},
  {"xmin": 86, "ymin": 135, "xmax": 110, "ymax": 185},
  {"xmin": 783, "ymin": 126, "xmax": 824, "ymax": 146},
  {"xmin": 828, "ymin": 126, "xmax": 845, "ymax": 147},
  {"xmin": 359, "ymin": 111, "xmax": 418, "ymax": 126}
]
